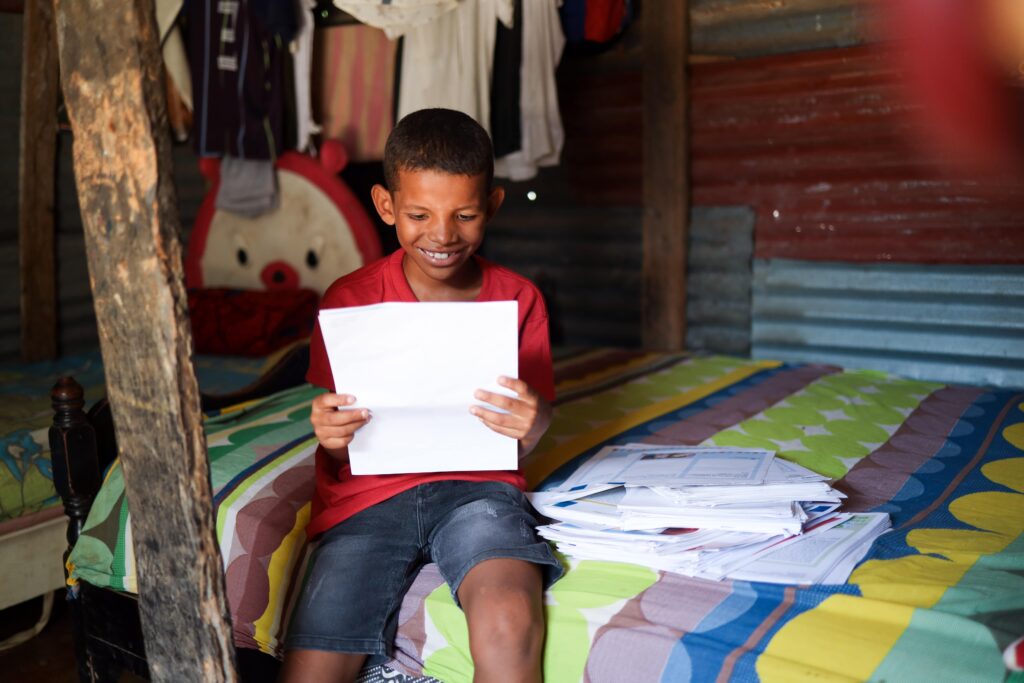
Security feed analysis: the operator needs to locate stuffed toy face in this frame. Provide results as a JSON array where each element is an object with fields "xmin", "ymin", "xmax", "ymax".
[{"xmin": 186, "ymin": 142, "xmax": 382, "ymax": 295}]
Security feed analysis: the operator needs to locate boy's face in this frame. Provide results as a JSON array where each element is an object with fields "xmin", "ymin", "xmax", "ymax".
[{"xmin": 371, "ymin": 169, "xmax": 504, "ymax": 299}]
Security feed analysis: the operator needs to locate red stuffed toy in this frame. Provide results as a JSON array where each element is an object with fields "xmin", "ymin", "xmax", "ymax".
[{"xmin": 186, "ymin": 140, "xmax": 381, "ymax": 356}]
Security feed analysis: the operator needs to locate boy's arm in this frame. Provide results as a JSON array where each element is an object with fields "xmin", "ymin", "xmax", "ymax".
[{"xmin": 471, "ymin": 376, "xmax": 552, "ymax": 458}]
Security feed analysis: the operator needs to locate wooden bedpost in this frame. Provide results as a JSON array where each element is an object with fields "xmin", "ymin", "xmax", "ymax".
[
  {"xmin": 642, "ymin": 2, "xmax": 690, "ymax": 350},
  {"xmin": 49, "ymin": 377, "xmax": 100, "ymax": 552},
  {"xmin": 51, "ymin": 1, "xmax": 237, "ymax": 681}
]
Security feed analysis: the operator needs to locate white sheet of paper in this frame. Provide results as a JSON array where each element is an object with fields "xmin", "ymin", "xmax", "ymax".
[
  {"xmin": 553, "ymin": 444, "xmax": 776, "ymax": 491},
  {"xmin": 318, "ymin": 301, "xmax": 519, "ymax": 475}
]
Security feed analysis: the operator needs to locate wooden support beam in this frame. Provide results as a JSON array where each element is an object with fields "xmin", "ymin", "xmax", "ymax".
[
  {"xmin": 52, "ymin": 1, "xmax": 237, "ymax": 681},
  {"xmin": 18, "ymin": 0, "xmax": 59, "ymax": 361},
  {"xmin": 642, "ymin": 3, "xmax": 690, "ymax": 350}
]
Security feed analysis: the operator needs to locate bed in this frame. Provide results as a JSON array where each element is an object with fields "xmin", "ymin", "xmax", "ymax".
[
  {"xmin": 55, "ymin": 349, "xmax": 1024, "ymax": 682},
  {"xmin": 0, "ymin": 343, "xmax": 309, "ymax": 651}
]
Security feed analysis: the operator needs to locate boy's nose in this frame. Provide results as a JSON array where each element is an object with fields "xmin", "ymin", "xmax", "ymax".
[{"xmin": 427, "ymin": 220, "xmax": 458, "ymax": 245}]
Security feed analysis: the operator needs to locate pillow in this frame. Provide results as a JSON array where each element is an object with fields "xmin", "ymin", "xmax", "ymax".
[{"xmin": 188, "ymin": 288, "xmax": 318, "ymax": 356}]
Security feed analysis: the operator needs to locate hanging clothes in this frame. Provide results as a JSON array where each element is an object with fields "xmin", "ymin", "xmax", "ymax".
[
  {"xmin": 215, "ymin": 156, "xmax": 280, "ymax": 218},
  {"xmin": 332, "ymin": 0, "xmax": 459, "ymax": 39},
  {"xmin": 315, "ymin": 23, "xmax": 397, "ymax": 161},
  {"xmin": 156, "ymin": 0, "xmax": 192, "ymax": 140},
  {"xmin": 293, "ymin": 0, "xmax": 320, "ymax": 152},
  {"xmin": 490, "ymin": 0, "xmax": 523, "ymax": 157},
  {"xmin": 559, "ymin": 0, "xmax": 631, "ymax": 44},
  {"xmin": 188, "ymin": 0, "xmax": 289, "ymax": 159},
  {"xmin": 394, "ymin": 0, "xmax": 515, "ymax": 135},
  {"xmin": 494, "ymin": 0, "xmax": 565, "ymax": 181}
]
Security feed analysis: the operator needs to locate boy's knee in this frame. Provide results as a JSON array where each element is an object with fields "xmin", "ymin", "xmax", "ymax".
[
  {"xmin": 465, "ymin": 585, "xmax": 544, "ymax": 665},
  {"xmin": 459, "ymin": 558, "xmax": 545, "ymax": 671}
]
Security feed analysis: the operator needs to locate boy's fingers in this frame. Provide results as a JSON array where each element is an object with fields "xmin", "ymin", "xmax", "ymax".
[
  {"xmin": 497, "ymin": 376, "xmax": 530, "ymax": 396},
  {"xmin": 470, "ymin": 406, "xmax": 523, "ymax": 431},
  {"xmin": 321, "ymin": 408, "xmax": 371, "ymax": 426},
  {"xmin": 475, "ymin": 416, "xmax": 522, "ymax": 439},
  {"xmin": 315, "ymin": 393, "xmax": 357, "ymax": 409},
  {"xmin": 473, "ymin": 389, "xmax": 518, "ymax": 412}
]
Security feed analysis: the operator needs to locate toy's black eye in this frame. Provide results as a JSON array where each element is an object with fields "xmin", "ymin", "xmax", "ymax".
[
  {"xmin": 237, "ymin": 248, "xmax": 248, "ymax": 265},
  {"xmin": 306, "ymin": 250, "xmax": 319, "ymax": 268}
]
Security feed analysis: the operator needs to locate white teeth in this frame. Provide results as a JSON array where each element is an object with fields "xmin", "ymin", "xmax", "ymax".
[{"xmin": 423, "ymin": 249, "xmax": 451, "ymax": 260}]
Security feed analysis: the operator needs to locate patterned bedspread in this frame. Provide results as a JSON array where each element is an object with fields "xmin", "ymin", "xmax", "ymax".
[
  {"xmin": 68, "ymin": 350, "xmax": 1024, "ymax": 682},
  {"xmin": 0, "ymin": 349, "xmax": 291, "ymax": 527}
]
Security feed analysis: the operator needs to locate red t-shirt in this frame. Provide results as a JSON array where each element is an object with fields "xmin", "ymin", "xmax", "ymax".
[{"xmin": 305, "ymin": 249, "xmax": 555, "ymax": 538}]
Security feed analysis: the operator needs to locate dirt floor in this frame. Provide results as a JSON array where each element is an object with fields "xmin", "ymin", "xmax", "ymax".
[{"xmin": 0, "ymin": 593, "xmax": 80, "ymax": 683}]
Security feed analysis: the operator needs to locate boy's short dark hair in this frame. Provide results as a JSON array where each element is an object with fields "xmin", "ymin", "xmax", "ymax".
[{"xmin": 383, "ymin": 108, "xmax": 494, "ymax": 192}]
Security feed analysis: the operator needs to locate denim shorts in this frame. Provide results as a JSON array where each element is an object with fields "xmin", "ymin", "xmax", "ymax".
[{"xmin": 285, "ymin": 480, "xmax": 564, "ymax": 659}]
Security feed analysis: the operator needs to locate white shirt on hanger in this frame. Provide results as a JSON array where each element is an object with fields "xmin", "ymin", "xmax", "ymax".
[
  {"xmin": 495, "ymin": 0, "xmax": 565, "ymax": 181},
  {"xmin": 395, "ymin": 0, "xmax": 515, "ymax": 135}
]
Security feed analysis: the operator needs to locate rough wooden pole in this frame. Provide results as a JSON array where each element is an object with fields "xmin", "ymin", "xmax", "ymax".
[
  {"xmin": 19, "ymin": 0, "xmax": 59, "ymax": 361},
  {"xmin": 642, "ymin": 2, "xmax": 690, "ymax": 350},
  {"xmin": 52, "ymin": 1, "xmax": 237, "ymax": 681}
]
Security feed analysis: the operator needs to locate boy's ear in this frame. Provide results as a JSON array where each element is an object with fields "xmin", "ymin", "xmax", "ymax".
[
  {"xmin": 370, "ymin": 184, "xmax": 396, "ymax": 225},
  {"xmin": 486, "ymin": 185, "xmax": 505, "ymax": 220}
]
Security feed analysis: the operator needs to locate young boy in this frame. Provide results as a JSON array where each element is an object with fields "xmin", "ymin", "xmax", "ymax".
[{"xmin": 279, "ymin": 108, "xmax": 564, "ymax": 683}]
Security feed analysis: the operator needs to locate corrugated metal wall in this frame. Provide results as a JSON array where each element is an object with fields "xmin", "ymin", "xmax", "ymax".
[
  {"xmin": 555, "ymin": 5, "xmax": 1024, "ymax": 265},
  {"xmin": 50, "ymin": 137, "xmax": 207, "ymax": 359},
  {"xmin": 752, "ymin": 259, "xmax": 1024, "ymax": 387},
  {"xmin": 690, "ymin": 45, "xmax": 1024, "ymax": 264},
  {"xmin": 686, "ymin": 206, "xmax": 753, "ymax": 355}
]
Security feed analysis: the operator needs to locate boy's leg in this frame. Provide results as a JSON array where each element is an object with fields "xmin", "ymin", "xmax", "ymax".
[
  {"xmin": 426, "ymin": 481, "xmax": 564, "ymax": 682},
  {"xmin": 457, "ymin": 558, "xmax": 544, "ymax": 683},
  {"xmin": 278, "ymin": 650, "xmax": 366, "ymax": 683},
  {"xmin": 281, "ymin": 489, "xmax": 426, "ymax": 683}
]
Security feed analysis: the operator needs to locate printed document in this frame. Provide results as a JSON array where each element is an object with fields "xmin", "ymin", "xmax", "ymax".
[
  {"xmin": 318, "ymin": 301, "xmax": 518, "ymax": 475},
  {"xmin": 553, "ymin": 444, "xmax": 776, "ymax": 492}
]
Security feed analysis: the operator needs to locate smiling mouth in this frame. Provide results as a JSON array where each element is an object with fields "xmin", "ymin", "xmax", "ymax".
[{"xmin": 419, "ymin": 248, "xmax": 458, "ymax": 263}]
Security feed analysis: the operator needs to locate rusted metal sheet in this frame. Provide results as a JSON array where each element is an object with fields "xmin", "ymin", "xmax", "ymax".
[
  {"xmin": 559, "ymin": 41, "xmax": 1024, "ymax": 264},
  {"xmin": 751, "ymin": 258, "xmax": 1024, "ymax": 388},
  {"xmin": 691, "ymin": 45, "xmax": 1024, "ymax": 264}
]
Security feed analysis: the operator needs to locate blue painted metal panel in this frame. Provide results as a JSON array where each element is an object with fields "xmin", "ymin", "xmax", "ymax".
[{"xmin": 751, "ymin": 259, "xmax": 1024, "ymax": 388}]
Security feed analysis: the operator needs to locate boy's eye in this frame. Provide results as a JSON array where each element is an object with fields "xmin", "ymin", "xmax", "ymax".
[
  {"xmin": 457, "ymin": 214, "xmax": 477, "ymax": 222},
  {"xmin": 407, "ymin": 214, "xmax": 428, "ymax": 221}
]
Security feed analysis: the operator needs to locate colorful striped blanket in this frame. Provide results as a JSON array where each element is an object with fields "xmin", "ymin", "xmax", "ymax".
[
  {"xmin": 68, "ymin": 350, "xmax": 1024, "ymax": 682},
  {"xmin": 0, "ymin": 351, "xmax": 278, "ymax": 527}
]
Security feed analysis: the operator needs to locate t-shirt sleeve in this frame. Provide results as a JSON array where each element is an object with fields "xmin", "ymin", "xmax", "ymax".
[
  {"xmin": 519, "ymin": 297, "xmax": 555, "ymax": 403},
  {"xmin": 306, "ymin": 319, "xmax": 334, "ymax": 390}
]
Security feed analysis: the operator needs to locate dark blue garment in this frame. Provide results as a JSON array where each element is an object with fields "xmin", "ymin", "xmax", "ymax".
[{"xmin": 285, "ymin": 480, "xmax": 564, "ymax": 662}]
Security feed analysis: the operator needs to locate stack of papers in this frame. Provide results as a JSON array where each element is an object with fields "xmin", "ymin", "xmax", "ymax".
[{"xmin": 529, "ymin": 444, "xmax": 889, "ymax": 585}]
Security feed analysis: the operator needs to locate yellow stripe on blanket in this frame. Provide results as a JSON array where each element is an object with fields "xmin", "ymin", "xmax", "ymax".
[
  {"xmin": 758, "ymin": 594, "xmax": 914, "ymax": 682},
  {"xmin": 762, "ymin": 459, "xmax": 1024, "ymax": 682},
  {"xmin": 554, "ymin": 351, "xmax": 678, "ymax": 395},
  {"xmin": 253, "ymin": 501, "xmax": 311, "ymax": 654},
  {"xmin": 525, "ymin": 360, "xmax": 780, "ymax": 487}
]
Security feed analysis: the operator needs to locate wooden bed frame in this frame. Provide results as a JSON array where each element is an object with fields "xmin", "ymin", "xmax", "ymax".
[{"xmin": 48, "ymin": 343, "xmax": 310, "ymax": 683}]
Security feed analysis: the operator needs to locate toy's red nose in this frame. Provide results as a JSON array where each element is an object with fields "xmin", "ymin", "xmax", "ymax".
[{"xmin": 260, "ymin": 261, "xmax": 300, "ymax": 290}]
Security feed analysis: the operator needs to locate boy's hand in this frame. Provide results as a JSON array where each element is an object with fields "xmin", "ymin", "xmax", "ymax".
[
  {"xmin": 471, "ymin": 376, "xmax": 552, "ymax": 457},
  {"xmin": 311, "ymin": 392, "xmax": 371, "ymax": 461}
]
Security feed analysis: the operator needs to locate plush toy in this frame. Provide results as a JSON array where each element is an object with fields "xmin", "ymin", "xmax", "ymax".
[{"xmin": 185, "ymin": 140, "xmax": 382, "ymax": 355}]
